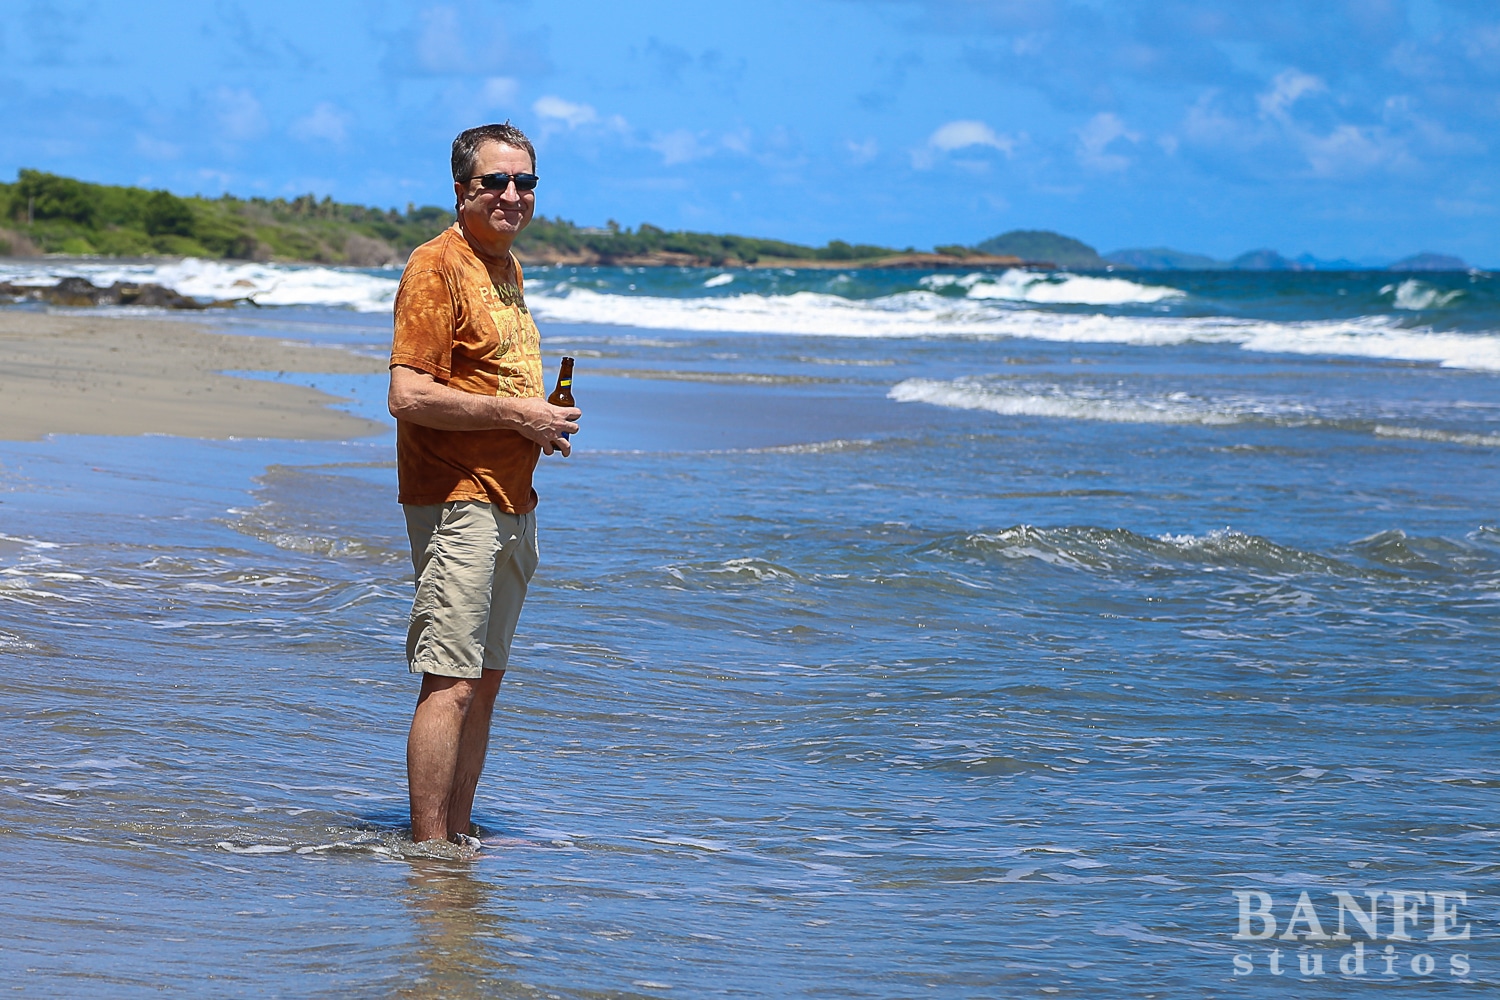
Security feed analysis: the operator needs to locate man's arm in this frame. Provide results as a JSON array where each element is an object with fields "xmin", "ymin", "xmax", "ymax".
[{"xmin": 388, "ymin": 364, "xmax": 581, "ymax": 456}]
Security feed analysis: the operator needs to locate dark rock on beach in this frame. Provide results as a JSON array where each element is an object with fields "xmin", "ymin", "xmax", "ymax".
[{"xmin": 0, "ymin": 277, "xmax": 238, "ymax": 309}]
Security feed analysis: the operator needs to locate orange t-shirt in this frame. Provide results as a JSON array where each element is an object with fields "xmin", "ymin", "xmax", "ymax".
[{"xmin": 390, "ymin": 225, "xmax": 544, "ymax": 511}]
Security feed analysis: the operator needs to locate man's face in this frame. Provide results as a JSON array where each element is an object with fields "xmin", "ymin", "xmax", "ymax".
[{"xmin": 455, "ymin": 141, "xmax": 535, "ymax": 246}]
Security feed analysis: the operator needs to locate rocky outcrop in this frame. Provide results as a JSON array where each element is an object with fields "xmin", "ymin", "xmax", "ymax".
[
  {"xmin": 0, "ymin": 229, "xmax": 43, "ymax": 258},
  {"xmin": 342, "ymin": 233, "xmax": 403, "ymax": 267},
  {"xmin": 0, "ymin": 277, "xmax": 242, "ymax": 309}
]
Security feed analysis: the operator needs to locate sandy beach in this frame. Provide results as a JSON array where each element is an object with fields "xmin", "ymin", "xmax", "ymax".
[{"xmin": 0, "ymin": 310, "xmax": 388, "ymax": 441}]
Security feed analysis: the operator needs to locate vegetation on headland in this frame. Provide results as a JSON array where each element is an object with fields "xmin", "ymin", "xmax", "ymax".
[
  {"xmin": 0, "ymin": 169, "xmax": 993, "ymax": 269},
  {"xmin": 976, "ymin": 230, "xmax": 1106, "ymax": 269},
  {"xmin": 516, "ymin": 216, "xmax": 906, "ymax": 267},
  {"xmin": 0, "ymin": 170, "xmax": 450, "ymax": 265},
  {"xmin": 1, "ymin": 170, "xmax": 1471, "ymax": 272}
]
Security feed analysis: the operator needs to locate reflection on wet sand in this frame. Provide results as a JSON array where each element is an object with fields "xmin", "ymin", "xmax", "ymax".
[{"xmin": 395, "ymin": 858, "xmax": 524, "ymax": 1000}]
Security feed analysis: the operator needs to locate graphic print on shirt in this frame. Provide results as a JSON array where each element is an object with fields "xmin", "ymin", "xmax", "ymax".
[{"xmin": 480, "ymin": 280, "xmax": 542, "ymax": 399}]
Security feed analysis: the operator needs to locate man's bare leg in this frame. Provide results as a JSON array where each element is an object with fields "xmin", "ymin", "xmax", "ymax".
[
  {"xmin": 445, "ymin": 669, "xmax": 503, "ymax": 839},
  {"xmin": 407, "ymin": 669, "xmax": 503, "ymax": 844}
]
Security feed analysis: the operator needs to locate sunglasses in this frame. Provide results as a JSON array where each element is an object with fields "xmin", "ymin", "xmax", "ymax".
[{"xmin": 469, "ymin": 171, "xmax": 539, "ymax": 192}]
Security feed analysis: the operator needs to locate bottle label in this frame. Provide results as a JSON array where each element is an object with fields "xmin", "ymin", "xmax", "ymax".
[{"xmin": 559, "ymin": 379, "xmax": 572, "ymax": 387}]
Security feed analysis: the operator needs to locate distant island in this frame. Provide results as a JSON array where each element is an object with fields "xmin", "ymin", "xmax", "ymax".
[
  {"xmin": 0, "ymin": 170, "xmax": 1475, "ymax": 273},
  {"xmin": 1104, "ymin": 245, "xmax": 1470, "ymax": 272},
  {"xmin": 970, "ymin": 230, "xmax": 1106, "ymax": 269}
]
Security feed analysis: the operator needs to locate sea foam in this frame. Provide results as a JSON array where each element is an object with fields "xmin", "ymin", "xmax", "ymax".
[
  {"xmin": 1382, "ymin": 279, "xmax": 1464, "ymax": 311},
  {"xmin": 889, "ymin": 378, "xmax": 1261, "ymax": 426},
  {"xmin": 0, "ymin": 258, "xmax": 398, "ymax": 312},
  {"xmin": 889, "ymin": 376, "xmax": 1500, "ymax": 445},
  {"xmin": 529, "ymin": 288, "xmax": 1500, "ymax": 371},
  {"xmin": 5, "ymin": 259, "xmax": 1497, "ymax": 372},
  {"xmin": 922, "ymin": 270, "xmax": 1186, "ymax": 305}
]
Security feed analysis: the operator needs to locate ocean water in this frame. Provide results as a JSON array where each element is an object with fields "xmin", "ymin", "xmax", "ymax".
[{"xmin": 2, "ymin": 261, "xmax": 1498, "ymax": 996}]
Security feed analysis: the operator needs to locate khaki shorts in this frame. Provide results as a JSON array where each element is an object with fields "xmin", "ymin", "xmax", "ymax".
[{"xmin": 403, "ymin": 501, "xmax": 539, "ymax": 679}]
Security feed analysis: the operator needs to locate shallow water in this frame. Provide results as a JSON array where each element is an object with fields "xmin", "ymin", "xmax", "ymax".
[{"xmin": 2, "ymin": 275, "xmax": 1498, "ymax": 995}]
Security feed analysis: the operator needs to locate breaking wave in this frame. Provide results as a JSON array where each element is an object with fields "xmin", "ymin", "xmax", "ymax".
[
  {"xmin": 930, "ymin": 525, "xmax": 1359, "ymax": 577},
  {"xmin": 5, "ymin": 259, "xmax": 1498, "ymax": 371},
  {"xmin": 889, "ymin": 377, "xmax": 1500, "ymax": 445},
  {"xmin": 0, "ymin": 258, "xmax": 399, "ymax": 312},
  {"xmin": 524, "ymin": 285, "xmax": 1500, "ymax": 371},
  {"xmin": 1382, "ymin": 279, "xmax": 1464, "ymax": 311},
  {"xmin": 924, "ymin": 524, "xmax": 1500, "ymax": 579},
  {"xmin": 920, "ymin": 270, "xmax": 1186, "ymax": 305}
]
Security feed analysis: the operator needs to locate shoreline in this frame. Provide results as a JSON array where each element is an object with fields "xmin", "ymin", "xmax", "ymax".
[
  {"xmin": 0, "ymin": 250, "xmax": 1045, "ymax": 271},
  {"xmin": 9, "ymin": 253, "xmax": 1488, "ymax": 275},
  {"xmin": 0, "ymin": 310, "xmax": 388, "ymax": 441}
]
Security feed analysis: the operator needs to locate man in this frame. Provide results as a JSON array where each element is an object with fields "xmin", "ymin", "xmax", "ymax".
[{"xmin": 388, "ymin": 122, "xmax": 580, "ymax": 847}]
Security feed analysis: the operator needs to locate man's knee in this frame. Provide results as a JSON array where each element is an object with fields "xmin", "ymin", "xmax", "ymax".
[
  {"xmin": 418, "ymin": 669, "xmax": 503, "ymax": 713},
  {"xmin": 418, "ymin": 672, "xmax": 477, "ymax": 711},
  {"xmin": 469, "ymin": 668, "xmax": 504, "ymax": 712}
]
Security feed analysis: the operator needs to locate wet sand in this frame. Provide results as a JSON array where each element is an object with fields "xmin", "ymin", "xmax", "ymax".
[{"xmin": 0, "ymin": 311, "xmax": 388, "ymax": 440}]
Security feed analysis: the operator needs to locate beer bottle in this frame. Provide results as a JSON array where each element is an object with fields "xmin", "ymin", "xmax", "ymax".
[{"xmin": 548, "ymin": 356, "xmax": 575, "ymax": 440}]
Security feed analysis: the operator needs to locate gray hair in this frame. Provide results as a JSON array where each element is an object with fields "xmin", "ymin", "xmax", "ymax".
[{"xmin": 451, "ymin": 122, "xmax": 537, "ymax": 182}]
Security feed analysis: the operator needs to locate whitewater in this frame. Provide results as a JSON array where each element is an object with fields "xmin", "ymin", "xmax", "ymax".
[{"xmin": 4, "ymin": 258, "xmax": 1495, "ymax": 372}]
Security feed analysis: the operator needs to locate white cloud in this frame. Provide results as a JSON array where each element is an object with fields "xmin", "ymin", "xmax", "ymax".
[
  {"xmin": 928, "ymin": 120, "xmax": 1014, "ymax": 154},
  {"xmin": 1300, "ymin": 123, "xmax": 1407, "ymax": 177},
  {"xmin": 1182, "ymin": 74, "xmax": 1420, "ymax": 180},
  {"xmin": 1383, "ymin": 96, "xmax": 1483, "ymax": 156},
  {"xmin": 290, "ymin": 102, "xmax": 350, "ymax": 144},
  {"xmin": 1463, "ymin": 23, "xmax": 1500, "ymax": 61},
  {"xmin": 1435, "ymin": 197, "xmax": 1495, "ymax": 218},
  {"xmin": 533, "ymin": 95, "xmax": 598, "ymax": 128},
  {"xmin": 416, "ymin": 6, "xmax": 466, "ymax": 73},
  {"xmin": 1182, "ymin": 90, "xmax": 1247, "ymax": 148},
  {"xmin": 135, "ymin": 134, "xmax": 180, "ymax": 160},
  {"xmin": 1076, "ymin": 112, "xmax": 1140, "ymax": 172},
  {"xmin": 914, "ymin": 120, "xmax": 1016, "ymax": 169},
  {"xmin": 846, "ymin": 138, "xmax": 879, "ymax": 165},
  {"xmin": 721, "ymin": 128, "xmax": 753, "ymax": 155},
  {"xmin": 650, "ymin": 129, "xmax": 708, "ymax": 166},
  {"xmin": 195, "ymin": 168, "xmax": 235, "ymax": 192},
  {"xmin": 213, "ymin": 87, "xmax": 267, "ymax": 142},
  {"xmin": 1258, "ymin": 69, "xmax": 1324, "ymax": 120},
  {"xmin": 480, "ymin": 77, "xmax": 519, "ymax": 108}
]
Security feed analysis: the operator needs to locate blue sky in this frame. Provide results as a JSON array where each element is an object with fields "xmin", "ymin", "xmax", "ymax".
[{"xmin": 3, "ymin": 0, "xmax": 1498, "ymax": 263}]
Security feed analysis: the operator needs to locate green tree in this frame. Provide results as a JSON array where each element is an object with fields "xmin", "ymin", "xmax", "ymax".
[
  {"xmin": 143, "ymin": 191, "xmax": 194, "ymax": 237},
  {"xmin": 15, "ymin": 170, "xmax": 95, "ymax": 225}
]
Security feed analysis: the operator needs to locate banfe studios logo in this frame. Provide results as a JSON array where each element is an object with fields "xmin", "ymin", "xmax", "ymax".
[{"xmin": 1232, "ymin": 890, "xmax": 1474, "ymax": 980}]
